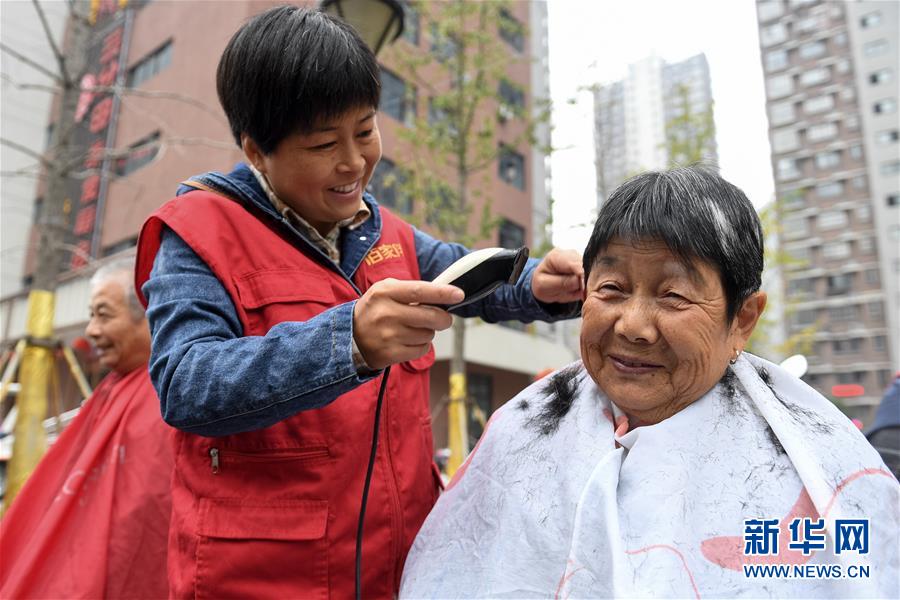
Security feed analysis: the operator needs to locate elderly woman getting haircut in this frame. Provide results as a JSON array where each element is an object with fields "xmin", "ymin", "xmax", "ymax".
[{"xmin": 401, "ymin": 167, "xmax": 899, "ymax": 598}]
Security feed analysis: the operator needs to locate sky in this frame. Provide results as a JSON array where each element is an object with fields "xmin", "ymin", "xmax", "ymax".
[{"xmin": 546, "ymin": 0, "xmax": 774, "ymax": 252}]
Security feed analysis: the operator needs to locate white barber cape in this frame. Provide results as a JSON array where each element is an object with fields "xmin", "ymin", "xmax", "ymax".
[{"xmin": 401, "ymin": 354, "xmax": 899, "ymax": 599}]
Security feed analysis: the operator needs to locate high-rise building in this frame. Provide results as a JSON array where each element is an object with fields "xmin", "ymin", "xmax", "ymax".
[
  {"xmin": 0, "ymin": 0, "xmax": 575, "ymax": 446},
  {"xmin": 756, "ymin": 0, "xmax": 898, "ymax": 418},
  {"xmin": 593, "ymin": 53, "xmax": 717, "ymax": 206}
]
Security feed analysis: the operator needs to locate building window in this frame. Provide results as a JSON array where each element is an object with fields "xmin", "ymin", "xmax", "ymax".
[
  {"xmin": 818, "ymin": 210, "xmax": 847, "ymax": 230},
  {"xmin": 115, "ymin": 131, "xmax": 160, "ymax": 176},
  {"xmin": 835, "ymin": 371, "xmax": 865, "ymax": 384},
  {"xmin": 800, "ymin": 67, "xmax": 830, "ymax": 87},
  {"xmin": 881, "ymin": 161, "xmax": 900, "ymax": 176},
  {"xmin": 804, "ymin": 95, "xmax": 834, "ymax": 115},
  {"xmin": 498, "ymin": 79, "xmax": 525, "ymax": 122},
  {"xmin": 864, "ymin": 268, "xmax": 879, "ymax": 285},
  {"xmin": 787, "ymin": 244, "xmax": 812, "ymax": 265},
  {"xmin": 401, "ymin": 1, "xmax": 420, "ymax": 45},
  {"xmin": 430, "ymin": 24, "xmax": 459, "ymax": 63},
  {"xmin": 795, "ymin": 15, "xmax": 822, "ymax": 33},
  {"xmin": 855, "ymin": 205, "xmax": 872, "ymax": 223},
  {"xmin": 857, "ymin": 237, "xmax": 874, "ymax": 254},
  {"xmin": 784, "ymin": 215, "xmax": 809, "ymax": 238},
  {"xmin": 772, "ymin": 128, "xmax": 800, "ymax": 152},
  {"xmin": 498, "ymin": 145, "xmax": 525, "ymax": 190},
  {"xmin": 368, "ymin": 157, "xmax": 411, "ymax": 214},
  {"xmin": 498, "ymin": 8, "xmax": 524, "ymax": 53},
  {"xmin": 823, "ymin": 241, "xmax": 851, "ymax": 261},
  {"xmin": 814, "ymin": 150, "xmax": 841, "ymax": 170},
  {"xmin": 877, "ymin": 130, "xmax": 899, "ymax": 145},
  {"xmin": 760, "ymin": 22, "xmax": 787, "ymax": 47},
  {"xmin": 32, "ymin": 196, "xmax": 43, "ymax": 225},
  {"xmin": 798, "ymin": 40, "xmax": 826, "ymax": 60},
  {"xmin": 827, "ymin": 273, "xmax": 853, "ymax": 295},
  {"xmin": 868, "ymin": 301, "xmax": 884, "ymax": 322},
  {"xmin": 380, "ymin": 68, "xmax": 415, "ymax": 126},
  {"xmin": 498, "ymin": 219, "xmax": 525, "ymax": 249},
  {"xmin": 860, "ymin": 11, "xmax": 882, "ymax": 28},
  {"xmin": 127, "ymin": 40, "xmax": 172, "ymax": 87},
  {"xmin": 873, "ymin": 336, "xmax": 887, "ymax": 353},
  {"xmin": 833, "ymin": 338, "xmax": 862, "ymax": 355},
  {"xmin": 873, "ymin": 98, "xmax": 896, "ymax": 114},
  {"xmin": 757, "ymin": 0, "xmax": 784, "ymax": 22},
  {"xmin": 863, "ymin": 39, "xmax": 889, "ymax": 57},
  {"xmin": 792, "ymin": 308, "xmax": 817, "ymax": 327},
  {"xmin": 887, "ymin": 193, "xmax": 899, "ymax": 207},
  {"xmin": 828, "ymin": 304, "xmax": 860, "ymax": 323},
  {"xmin": 769, "ymin": 100, "xmax": 795, "ymax": 125},
  {"xmin": 806, "ymin": 122, "xmax": 838, "ymax": 142},
  {"xmin": 428, "ymin": 97, "xmax": 459, "ymax": 137},
  {"xmin": 849, "ymin": 144, "xmax": 863, "ymax": 160},
  {"xmin": 766, "ymin": 74, "xmax": 793, "ymax": 99},
  {"xmin": 816, "ymin": 181, "xmax": 843, "ymax": 197},
  {"xmin": 852, "ymin": 175, "xmax": 867, "ymax": 190},
  {"xmin": 765, "ymin": 49, "xmax": 788, "ymax": 71},
  {"xmin": 776, "ymin": 158, "xmax": 800, "ymax": 181},
  {"xmin": 788, "ymin": 277, "xmax": 816, "ymax": 295},
  {"xmin": 869, "ymin": 68, "xmax": 893, "ymax": 85},
  {"xmin": 44, "ymin": 123, "xmax": 55, "ymax": 149}
]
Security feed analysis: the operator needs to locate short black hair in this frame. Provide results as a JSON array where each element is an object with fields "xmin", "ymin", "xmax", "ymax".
[
  {"xmin": 217, "ymin": 6, "xmax": 381, "ymax": 154},
  {"xmin": 582, "ymin": 166, "xmax": 764, "ymax": 322}
]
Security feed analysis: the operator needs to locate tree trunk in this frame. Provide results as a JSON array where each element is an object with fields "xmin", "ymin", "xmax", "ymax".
[{"xmin": 4, "ymin": 1, "xmax": 91, "ymax": 510}]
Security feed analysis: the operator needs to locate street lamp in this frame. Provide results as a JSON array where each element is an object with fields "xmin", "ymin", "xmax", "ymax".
[{"xmin": 320, "ymin": 0, "xmax": 405, "ymax": 56}]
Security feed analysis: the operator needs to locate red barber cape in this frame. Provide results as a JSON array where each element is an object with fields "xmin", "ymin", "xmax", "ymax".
[{"xmin": 0, "ymin": 366, "xmax": 174, "ymax": 599}]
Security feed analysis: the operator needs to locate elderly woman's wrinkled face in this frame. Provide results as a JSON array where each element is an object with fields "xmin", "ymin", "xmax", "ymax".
[{"xmin": 580, "ymin": 238, "xmax": 761, "ymax": 425}]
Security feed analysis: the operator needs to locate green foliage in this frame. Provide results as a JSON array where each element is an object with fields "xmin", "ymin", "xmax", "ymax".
[
  {"xmin": 384, "ymin": 0, "xmax": 551, "ymax": 247},
  {"xmin": 746, "ymin": 192, "xmax": 818, "ymax": 360},
  {"xmin": 664, "ymin": 83, "xmax": 716, "ymax": 167}
]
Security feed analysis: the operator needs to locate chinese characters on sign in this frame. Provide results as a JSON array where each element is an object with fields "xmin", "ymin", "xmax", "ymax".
[
  {"xmin": 64, "ymin": 10, "xmax": 128, "ymax": 271},
  {"xmin": 743, "ymin": 517, "xmax": 870, "ymax": 556}
]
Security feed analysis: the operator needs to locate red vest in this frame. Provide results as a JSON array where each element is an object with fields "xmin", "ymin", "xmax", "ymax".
[{"xmin": 136, "ymin": 191, "xmax": 441, "ymax": 599}]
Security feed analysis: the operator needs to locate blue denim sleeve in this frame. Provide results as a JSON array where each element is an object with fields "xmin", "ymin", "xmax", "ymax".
[
  {"xmin": 142, "ymin": 226, "xmax": 377, "ymax": 437},
  {"xmin": 413, "ymin": 228, "xmax": 581, "ymax": 322}
]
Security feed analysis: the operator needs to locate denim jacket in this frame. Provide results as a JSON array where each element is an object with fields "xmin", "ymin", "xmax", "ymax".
[{"xmin": 142, "ymin": 163, "xmax": 580, "ymax": 437}]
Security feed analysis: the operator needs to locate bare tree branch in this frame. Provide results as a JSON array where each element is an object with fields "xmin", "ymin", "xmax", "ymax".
[
  {"xmin": 0, "ymin": 43, "xmax": 62, "ymax": 83},
  {"xmin": 97, "ymin": 85, "xmax": 228, "ymax": 125},
  {"xmin": 0, "ymin": 171, "xmax": 47, "ymax": 181},
  {"xmin": 0, "ymin": 74, "xmax": 228, "ymax": 126},
  {"xmin": 0, "ymin": 137, "xmax": 53, "ymax": 169},
  {"xmin": 31, "ymin": 0, "xmax": 71, "ymax": 86}
]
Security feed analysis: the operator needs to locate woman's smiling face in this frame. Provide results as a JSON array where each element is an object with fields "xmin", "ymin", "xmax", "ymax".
[{"xmin": 580, "ymin": 237, "xmax": 760, "ymax": 424}]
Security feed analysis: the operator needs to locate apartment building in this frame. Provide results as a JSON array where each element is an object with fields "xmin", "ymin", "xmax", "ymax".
[
  {"xmin": 0, "ymin": 0, "xmax": 575, "ymax": 448},
  {"xmin": 756, "ymin": 0, "xmax": 898, "ymax": 418},
  {"xmin": 593, "ymin": 53, "xmax": 717, "ymax": 206}
]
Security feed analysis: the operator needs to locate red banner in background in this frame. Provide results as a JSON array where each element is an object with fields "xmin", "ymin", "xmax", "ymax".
[{"xmin": 64, "ymin": 10, "xmax": 129, "ymax": 270}]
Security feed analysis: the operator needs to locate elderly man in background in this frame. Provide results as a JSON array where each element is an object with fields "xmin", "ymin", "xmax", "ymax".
[{"xmin": 0, "ymin": 258, "xmax": 173, "ymax": 599}]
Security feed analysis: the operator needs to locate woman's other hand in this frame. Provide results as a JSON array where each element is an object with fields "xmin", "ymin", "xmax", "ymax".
[{"xmin": 531, "ymin": 248, "xmax": 584, "ymax": 304}]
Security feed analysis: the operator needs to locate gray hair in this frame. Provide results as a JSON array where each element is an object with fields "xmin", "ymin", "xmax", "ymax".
[
  {"xmin": 583, "ymin": 166, "xmax": 764, "ymax": 322},
  {"xmin": 90, "ymin": 258, "xmax": 145, "ymax": 321}
]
